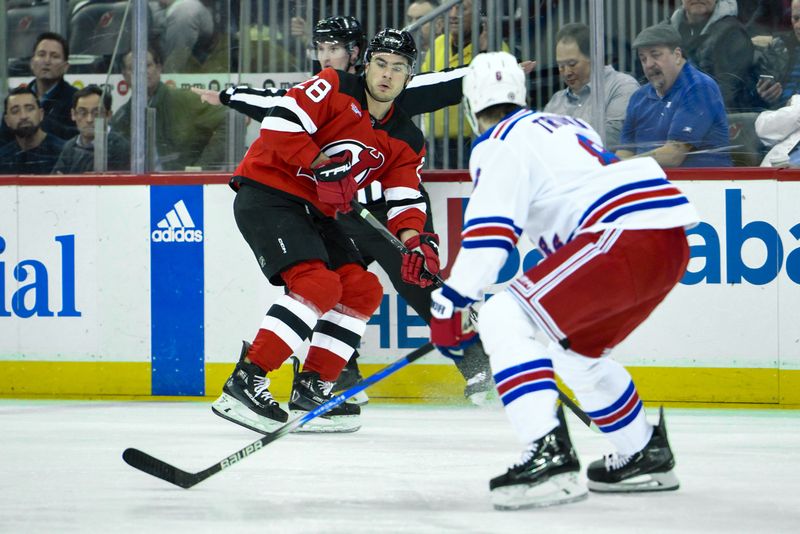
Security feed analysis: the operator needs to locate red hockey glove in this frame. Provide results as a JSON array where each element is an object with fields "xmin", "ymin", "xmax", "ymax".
[
  {"xmin": 401, "ymin": 232, "xmax": 440, "ymax": 288},
  {"xmin": 313, "ymin": 153, "xmax": 358, "ymax": 213},
  {"xmin": 429, "ymin": 286, "xmax": 479, "ymax": 361}
]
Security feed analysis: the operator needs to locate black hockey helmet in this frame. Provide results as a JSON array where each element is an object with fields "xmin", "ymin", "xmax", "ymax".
[
  {"xmin": 312, "ymin": 15, "xmax": 366, "ymax": 53},
  {"xmin": 365, "ymin": 28, "xmax": 418, "ymax": 72}
]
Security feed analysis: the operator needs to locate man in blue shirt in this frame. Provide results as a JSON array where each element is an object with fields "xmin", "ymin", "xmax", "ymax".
[
  {"xmin": 0, "ymin": 87, "xmax": 65, "ymax": 174},
  {"xmin": 617, "ymin": 23, "xmax": 731, "ymax": 168}
]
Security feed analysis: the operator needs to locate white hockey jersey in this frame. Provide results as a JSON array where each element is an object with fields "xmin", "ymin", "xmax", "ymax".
[{"xmin": 447, "ymin": 109, "xmax": 700, "ymax": 302}]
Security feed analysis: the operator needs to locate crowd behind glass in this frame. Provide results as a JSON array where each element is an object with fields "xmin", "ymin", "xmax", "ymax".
[{"xmin": 1, "ymin": 0, "xmax": 798, "ymax": 174}]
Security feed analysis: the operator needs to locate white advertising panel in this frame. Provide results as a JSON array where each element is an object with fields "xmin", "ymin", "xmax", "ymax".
[
  {"xmin": 1, "ymin": 186, "xmax": 150, "ymax": 361},
  {"xmin": 1, "ymin": 175, "xmax": 798, "ymax": 395},
  {"xmin": 777, "ymin": 181, "xmax": 800, "ymax": 371}
]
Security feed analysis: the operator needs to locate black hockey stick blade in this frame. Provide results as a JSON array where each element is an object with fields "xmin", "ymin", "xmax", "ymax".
[
  {"xmin": 123, "ymin": 342, "xmax": 436, "ymax": 489},
  {"xmin": 122, "ymin": 448, "xmax": 205, "ymax": 489}
]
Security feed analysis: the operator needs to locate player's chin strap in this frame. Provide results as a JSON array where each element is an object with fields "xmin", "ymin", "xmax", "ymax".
[{"xmin": 348, "ymin": 199, "xmax": 597, "ymax": 432}]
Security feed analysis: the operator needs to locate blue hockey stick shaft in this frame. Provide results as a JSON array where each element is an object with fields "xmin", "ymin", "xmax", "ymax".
[{"xmin": 123, "ymin": 342, "xmax": 436, "ymax": 488}]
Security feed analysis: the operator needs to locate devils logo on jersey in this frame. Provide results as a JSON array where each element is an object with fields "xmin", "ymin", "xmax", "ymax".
[{"xmin": 298, "ymin": 139, "xmax": 385, "ymax": 185}]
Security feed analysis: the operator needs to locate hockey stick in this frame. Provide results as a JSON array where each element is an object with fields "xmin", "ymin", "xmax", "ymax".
[
  {"xmin": 348, "ymin": 199, "xmax": 598, "ymax": 432},
  {"xmin": 122, "ymin": 342, "xmax": 436, "ymax": 489},
  {"xmin": 557, "ymin": 390, "xmax": 596, "ymax": 430},
  {"xmin": 349, "ymin": 198, "xmax": 445, "ymax": 287}
]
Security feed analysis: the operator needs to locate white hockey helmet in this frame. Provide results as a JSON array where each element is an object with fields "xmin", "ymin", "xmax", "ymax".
[{"xmin": 462, "ymin": 51, "xmax": 527, "ymax": 133}]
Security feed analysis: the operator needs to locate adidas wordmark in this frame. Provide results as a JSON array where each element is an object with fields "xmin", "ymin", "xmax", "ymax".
[{"xmin": 151, "ymin": 200, "xmax": 204, "ymax": 243}]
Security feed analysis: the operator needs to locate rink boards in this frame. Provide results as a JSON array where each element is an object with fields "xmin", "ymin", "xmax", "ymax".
[{"xmin": 0, "ymin": 169, "xmax": 799, "ymax": 405}]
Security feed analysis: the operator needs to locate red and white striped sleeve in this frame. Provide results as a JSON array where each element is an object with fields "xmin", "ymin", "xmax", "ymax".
[{"xmin": 258, "ymin": 68, "xmax": 341, "ymax": 169}]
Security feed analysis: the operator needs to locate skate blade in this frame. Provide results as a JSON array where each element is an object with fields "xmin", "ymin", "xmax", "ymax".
[
  {"xmin": 467, "ymin": 389, "xmax": 500, "ymax": 408},
  {"xmin": 588, "ymin": 469, "xmax": 680, "ymax": 493},
  {"xmin": 331, "ymin": 389, "xmax": 369, "ymax": 406},
  {"xmin": 289, "ymin": 410, "xmax": 361, "ymax": 433},
  {"xmin": 346, "ymin": 390, "xmax": 369, "ymax": 406},
  {"xmin": 211, "ymin": 393, "xmax": 286, "ymax": 435},
  {"xmin": 491, "ymin": 472, "xmax": 588, "ymax": 510}
]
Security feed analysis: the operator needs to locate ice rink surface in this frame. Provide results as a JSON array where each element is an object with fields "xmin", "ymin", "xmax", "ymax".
[{"xmin": 1, "ymin": 400, "xmax": 799, "ymax": 534}]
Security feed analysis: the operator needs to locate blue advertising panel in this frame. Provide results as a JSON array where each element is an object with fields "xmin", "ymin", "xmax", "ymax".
[{"xmin": 150, "ymin": 185, "xmax": 204, "ymax": 395}]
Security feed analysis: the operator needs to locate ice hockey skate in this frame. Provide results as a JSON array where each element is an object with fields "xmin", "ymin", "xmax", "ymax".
[
  {"xmin": 331, "ymin": 352, "xmax": 369, "ymax": 406},
  {"xmin": 455, "ymin": 340, "xmax": 499, "ymax": 407},
  {"xmin": 462, "ymin": 369, "xmax": 498, "ymax": 407},
  {"xmin": 587, "ymin": 406, "xmax": 680, "ymax": 493},
  {"xmin": 489, "ymin": 407, "xmax": 588, "ymax": 510},
  {"xmin": 211, "ymin": 341, "xmax": 288, "ymax": 434},
  {"xmin": 289, "ymin": 365, "xmax": 361, "ymax": 433}
]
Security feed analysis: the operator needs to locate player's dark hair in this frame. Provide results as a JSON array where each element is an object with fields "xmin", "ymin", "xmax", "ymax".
[
  {"xmin": 4, "ymin": 86, "xmax": 40, "ymax": 115},
  {"xmin": 555, "ymin": 23, "xmax": 590, "ymax": 58}
]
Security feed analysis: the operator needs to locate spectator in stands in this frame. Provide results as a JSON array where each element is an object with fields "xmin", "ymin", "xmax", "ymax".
[
  {"xmin": 0, "ymin": 32, "xmax": 77, "ymax": 145},
  {"xmin": 53, "ymin": 85, "xmax": 130, "ymax": 174},
  {"xmin": 110, "ymin": 47, "xmax": 227, "ymax": 171},
  {"xmin": 618, "ymin": 24, "xmax": 732, "ymax": 167},
  {"xmin": 406, "ymin": 0, "xmax": 442, "ymax": 54},
  {"xmin": 754, "ymin": 0, "xmax": 800, "ymax": 108},
  {"xmin": 420, "ymin": 0, "xmax": 508, "ymax": 168},
  {"xmin": 0, "ymin": 87, "xmax": 66, "ymax": 174},
  {"xmin": 667, "ymin": 0, "xmax": 755, "ymax": 111},
  {"xmin": 737, "ymin": 0, "xmax": 789, "ymax": 35},
  {"xmin": 153, "ymin": 0, "xmax": 214, "ymax": 72},
  {"xmin": 544, "ymin": 23, "xmax": 639, "ymax": 150},
  {"xmin": 754, "ymin": 93, "xmax": 800, "ymax": 165}
]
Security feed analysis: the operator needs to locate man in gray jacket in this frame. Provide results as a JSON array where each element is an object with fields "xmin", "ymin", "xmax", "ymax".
[{"xmin": 544, "ymin": 23, "xmax": 638, "ymax": 150}]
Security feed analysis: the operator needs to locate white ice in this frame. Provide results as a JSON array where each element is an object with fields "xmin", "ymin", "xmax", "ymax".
[{"xmin": 1, "ymin": 401, "xmax": 799, "ymax": 533}]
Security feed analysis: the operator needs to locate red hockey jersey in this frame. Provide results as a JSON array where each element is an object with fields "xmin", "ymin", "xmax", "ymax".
[{"xmin": 233, "ymin": 68, "xmax": 427, "ymax": 235}]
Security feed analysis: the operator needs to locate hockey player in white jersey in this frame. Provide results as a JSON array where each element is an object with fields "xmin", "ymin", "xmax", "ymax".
[{"xmin": 429, "ymin": 52, "xmax": 700, "ymax": 510}]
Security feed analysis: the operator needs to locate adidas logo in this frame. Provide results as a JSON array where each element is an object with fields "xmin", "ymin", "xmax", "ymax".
[{"xmin": 151, "ymin": 199, "xmax": 204, "ymax": 243}]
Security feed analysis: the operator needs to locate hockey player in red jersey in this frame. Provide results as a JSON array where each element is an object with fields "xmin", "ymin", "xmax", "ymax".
[
  {"xmin": 212, "ymin": 29, "xmax": 440, "ymax": 434},
  {"xmin": 195, "ymin": 16, "xmax": 502, "ymax": 407},
  {"xmin": 430, "ymin": 52, "xmax": 699, "ymax": 509}
]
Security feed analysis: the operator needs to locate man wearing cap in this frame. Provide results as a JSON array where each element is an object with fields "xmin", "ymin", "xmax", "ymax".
[{"xmin": 617, "ymin": 23, "xmax": 731, "ymax": 167}]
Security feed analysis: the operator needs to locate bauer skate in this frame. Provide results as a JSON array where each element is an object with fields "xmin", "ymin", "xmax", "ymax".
[
  {"xmin": 490, "ymin": 406, "xmax": 587, "ymax": 510},
  {"xmin": 331, "ymin": 352, "xmax": 369, "ymax": 406},
  {"xmin": 289, "ymin": 362, "xmax": 361, "ymax": 433},
  {"xmin": 212, "ymin": 341, "xmax": 288, "ymax": 434},
  {"xmin": 587, "ymin": 406, "xmax": 680, "ymax": 493}
]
